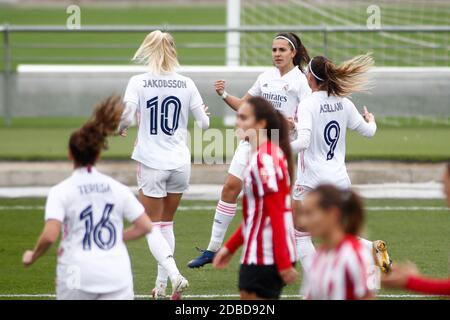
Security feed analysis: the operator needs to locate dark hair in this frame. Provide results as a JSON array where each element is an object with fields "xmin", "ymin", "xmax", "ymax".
[
  {"xmin": 311, "ymin": 184, "xmax": 365, "ymax": 235},
  {"xmin": 69, "ymin": 95, "xmax": 124, "ymax": 167},
  {"xmin": 275, "ymin": 32, "xmax": 310, "ymax": 72},
  {"xmin": 447, "ymin": 162, "xmax": 450, "ymax": 176},
  {"xmin": 309, "ymin": 54, "xmax": 374, "ymax": 97},
  {"xmin": 247, "ymin": 96, "xmax": 294, "ymax": 185}
]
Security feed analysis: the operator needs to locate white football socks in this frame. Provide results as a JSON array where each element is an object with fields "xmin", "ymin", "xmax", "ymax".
[
  {"xmin": 146, "ymin": 225, "xmax": 180, "ymax": 285},
  {"xmin": 207, "ymin": 200, "xmax": 237, "ymax": 252},
  {"xmin": 295, "ymin": 230, "xmax": 316, "ymax": 274},
  {"xmin": 155, "ymin": 222, "xmax": 175, "ymax": 289}
]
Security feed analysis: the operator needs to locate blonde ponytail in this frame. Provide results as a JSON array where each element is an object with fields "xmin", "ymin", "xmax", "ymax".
[
  {"xmin": 132, "ymin": 30, "xmax": 180, "ymax": 75},
  {"xmin": 310, "ymin": 53, "xmax": 374, "ymax": 97}
]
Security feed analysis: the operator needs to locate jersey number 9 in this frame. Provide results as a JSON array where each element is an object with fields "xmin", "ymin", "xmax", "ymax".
[{"xmin": 324, "ymin": 121, "xmax": 340, "ymax": 161}]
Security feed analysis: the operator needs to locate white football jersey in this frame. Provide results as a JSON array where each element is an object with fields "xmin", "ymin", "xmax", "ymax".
[
  {"xmin": 124, "ymin": 72, "xmax": 204, "ymax": 170},
  {"xmin": 45, "ymin": 167, "xmax": 144, "ymax": 293},
  {"xmin": 248, "ymin": 66, "xmax": 311, "ymax": 119},
  {"xmin": 296, "ymin": 91, "xmax": 373, "ymax": 189}
]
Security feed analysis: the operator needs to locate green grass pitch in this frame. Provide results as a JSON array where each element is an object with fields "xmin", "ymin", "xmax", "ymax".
[
  {"xmin": 0, "ymin": 198, "xmax": 448, "ymax": 300},
  {"xmin": 0, "ymin": 117, "xmax": 449, "ymax": 162}
]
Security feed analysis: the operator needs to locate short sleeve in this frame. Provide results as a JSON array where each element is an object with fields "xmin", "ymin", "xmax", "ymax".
[
  {"xmin": 45, "ymin": 186, "xmax": 65, "ymax": 222},
  {"xmin": 247, "ymin": 74, "xmax": 262, "ymax": 97},
  {"xmin": 297, "ymin": 100, "xmax": 313, "ymax": 132},
  {"xmin": 345, "ymin": 98, "xmax": 364, "ymax": 130},
  {"xmin": 121, "ymin": 187, "xmax": 145, "ymax": 223},
  {"xmin": 189, "ymin": 79, "xmax": 204, "ymax": 111},
  {"xmin": 123, "ymin": 76, "xmax": 139, "ymax": 105},
  {"xmin": 256, "ymin": 152, "xmax": 279, "ymax": 195}
]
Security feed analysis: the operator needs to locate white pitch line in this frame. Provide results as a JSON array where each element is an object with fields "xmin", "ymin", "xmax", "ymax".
[
  {"xmin": 0, "ymin": 293, "xmax": 442, "ymax": 299},
  {"xmin": 0, "ymin": 205, "xmax": 448, "ymax": 212}
]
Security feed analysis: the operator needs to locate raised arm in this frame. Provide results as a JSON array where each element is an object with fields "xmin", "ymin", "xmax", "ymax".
[
  {"xmin": 349, "ymin": 104, "xmax": 377, "ymax": 138},
  {"xmin": 214, "ymin": 80, "xmax": 253, "ymax": 111}
]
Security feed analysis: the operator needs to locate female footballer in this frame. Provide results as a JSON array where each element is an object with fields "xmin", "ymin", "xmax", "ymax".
[
  {"xmin": 213, "ymin": 97, "xmax": 298, "ymax": 300},
  {"xmin": 300, "ymin": 185, "xmax": 374, "ymax": 300},
  {"xmin": 290, "ymin": 53, "xmax": 392, "ymax": 273},
  {"xmin": 22, "ymin": 96, "xmax": 153, "ymax": 300},
  {"xmin": 118, "ymin": 30, "xmax": 210, "ymax": 299},
  {"xmin": 189, "ymin": 32, "xmax": 311, "ymax": 269}
]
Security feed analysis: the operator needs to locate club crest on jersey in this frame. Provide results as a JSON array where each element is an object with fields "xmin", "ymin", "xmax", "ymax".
[{"xmin": 283, "ymin": 84, "xmax": 289, "ymax": 91}]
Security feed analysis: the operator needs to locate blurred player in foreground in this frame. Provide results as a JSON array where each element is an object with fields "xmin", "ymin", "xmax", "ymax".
[
  {"xmin": 213, "ymin": 97, "xmax": 297, "ymax": 300},
  {"xmin": 301, "ymin": 185, "xmax": 374, "ymax": 300},
  {"xmin": 189, "ymin": 32, "xmax": 311, "ymax": 269},
  {"xmin": 119, "ymin": 30, "xmax": 210, "ymax": 299},
  {"xmin": 22, "ymin": 96, "xmax": 152, "ymax": 300},
  {"xmin": 381, "ymin": 163, "xmax": 450, "ymax": 295},
  {"xmin": 290, "ymin": 53, "xmax": 392, "ymax": 273}
]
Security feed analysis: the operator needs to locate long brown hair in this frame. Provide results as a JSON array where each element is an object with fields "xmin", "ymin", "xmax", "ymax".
[
  {"xmin": 275, "ymin": 32, "xmax": 310, "ymax": 73},
  {"xmin": 69, "ymin": 95, "xmax": 124, "ymax": 167},
  {"xmin": 247, "ymin": 96, "xmax": 294, "ymax": 185},
  {"xmin": 309, "ymin": 53, "xmax": 374, "ymax": 97},
  {"xmin": 311, "ymin": 184, "xmax": 365, "ymax": 235}
]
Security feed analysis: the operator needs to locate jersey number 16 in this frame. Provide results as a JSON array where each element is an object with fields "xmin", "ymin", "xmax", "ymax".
[{"xmin": 79, "ymin": 204, "xmax": 116, "ymax": 251}]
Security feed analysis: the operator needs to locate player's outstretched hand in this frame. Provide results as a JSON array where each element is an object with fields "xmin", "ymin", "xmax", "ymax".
[
  {"xmin": 214, "ymin": 80, "xmax": 226, "ymax": 96},
  {"xmin": 381, "ymin": 261, "xmax": 419, "ymax": 289},
  {"xmin": 363, "ymin": 106, "xmax": 375, "ymax": 123},
  {"xmin": 280, "ymin": 267, "xmax": 298, "ymax": 285},
  {"xmin": 213, "ymin": 247, "xmax": 233, "ymax": 269},
  {"xmin": 22, "ymin": 250, "xmax": 34, "ymax": 267}
]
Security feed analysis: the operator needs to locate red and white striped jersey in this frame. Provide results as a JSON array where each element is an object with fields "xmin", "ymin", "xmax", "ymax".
[
  {"xmin": 225, "ymin": 141, "xmax": 296, "ymax": 271},
  {"xmin": 302, "ymin": 235, "xmax": 373, "ymax": 300}
]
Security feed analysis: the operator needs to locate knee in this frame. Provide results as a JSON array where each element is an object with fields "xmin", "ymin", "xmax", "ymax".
[{"xmin": 221, "ymin": 178, "xmax": 242, "ymax": 202}]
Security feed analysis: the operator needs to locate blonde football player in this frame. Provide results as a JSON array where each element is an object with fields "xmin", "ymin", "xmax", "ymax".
[{"xmin": 118, "ymin": 30, "xmax": 210, "ymax": 299}]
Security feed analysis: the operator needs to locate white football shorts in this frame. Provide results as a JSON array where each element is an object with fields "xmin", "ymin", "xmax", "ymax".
[
  {"xmin": 292, "ymin": 183, "xmax": 313, "ymax": 201},
  {"xmin": 137, "ymin": 162, "xmax": 191, "ymax": 198},
  {"xmin": 56, "ymin": 279, "xmax": 133, "ymax": 300},
  {"xmin": 228, "ymin": 140, "xmax": 251, "ymax": 181}
]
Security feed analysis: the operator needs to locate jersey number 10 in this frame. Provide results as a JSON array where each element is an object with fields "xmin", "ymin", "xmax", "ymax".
[{"xmin": 147, "ymin": 95, "xmax": 181, "ymax": 136}]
